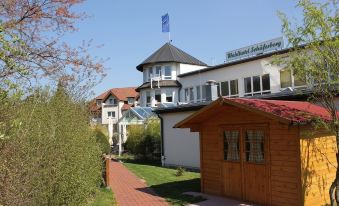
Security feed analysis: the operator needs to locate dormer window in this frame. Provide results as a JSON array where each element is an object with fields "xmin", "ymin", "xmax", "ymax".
[
  {"xmin": 164, "ymin": 66, "xmax": 172, "ymax": 80},
  {"xmin": 107, "ymin": 97, "xmax": 117, "ymax": 105},
  {"xmin": 127, "ymin": 97, "xmax": 134, "ymax": 104},
  {"xmin": 96, "ymin": 100, "xmax": 102, "ymax": 106}
]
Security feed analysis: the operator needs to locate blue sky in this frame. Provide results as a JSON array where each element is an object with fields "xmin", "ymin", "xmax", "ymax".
[{"xmin": 66, "ymin": 0, "xmax": 303, "ymax": 97}]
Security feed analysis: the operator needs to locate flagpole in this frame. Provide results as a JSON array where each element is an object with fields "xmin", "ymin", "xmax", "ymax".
[{"xmin": 168, "ymin": 31, "xmax": 171, "ymax": 43}]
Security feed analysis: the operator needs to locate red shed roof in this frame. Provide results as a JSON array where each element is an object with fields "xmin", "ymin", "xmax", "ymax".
[{"xmin": 175, "ymin": 98, "xmax": 335, "ymax": 128}]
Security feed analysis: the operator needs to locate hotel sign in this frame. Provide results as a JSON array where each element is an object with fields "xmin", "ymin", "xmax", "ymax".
[{"xmin": 226, "ymin": 37, "xmax": 284, "ymax": 62}]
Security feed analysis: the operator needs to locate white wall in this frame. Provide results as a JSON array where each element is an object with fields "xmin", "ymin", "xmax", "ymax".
[
  {"xmin": 139, "ymin": 88, "xmax": 179, "ymax": 107},
  {"xmin": 179, "ymin": 57, "xmax": 284, "ymax": 102},
  {"xmin": 161, "ymin": 111, "xmax": 200, "ymax": 169},
  {"xmin": 142, "ymin": 63, "xmax": 178, "ymax": 82},
  {"xmin": 179, "ymin": 63, "xmax": 207, "ymax": 75},
  {"xmin": 101, "ymin": 101, "xmax": 124, "ymax": 125}
]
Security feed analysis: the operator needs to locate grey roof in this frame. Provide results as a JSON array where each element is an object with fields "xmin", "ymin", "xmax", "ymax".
[
  {"xmin": 136, "ymin": 80, "xmax": 182, "ymax": 92},
  {"xmin": 136, "ymin": 43, "xmax": 207, "ymax": 71},
  {"xmin": 177, "ymin": 48, "xmax": 293, "ymax": 78}
]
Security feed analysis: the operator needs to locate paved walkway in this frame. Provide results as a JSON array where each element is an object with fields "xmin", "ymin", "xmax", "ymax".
[
  {"xmin": 106, "ymin": 159, "xmax": 169, "ymax": 206},
  {"xmin": 185, "ymin": 192, "xmax": 258, "ymax": 206}
]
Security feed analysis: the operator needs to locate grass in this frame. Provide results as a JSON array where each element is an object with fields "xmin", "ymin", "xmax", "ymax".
[
  {"xmin": 120, "ymin": 157, "xmax": 204, "ymax": 206},
  {"xmin": 88, "ymin": 188, "xmax": 116, "ymax": 206}
]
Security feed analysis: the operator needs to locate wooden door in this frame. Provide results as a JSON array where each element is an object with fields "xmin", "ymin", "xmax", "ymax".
[
  {"xmin": 242, "ymin": 128, "xmax": 267, "ymax": 205},
  {"xmin": 222, "ymin": 126, "xmax": 268, "ymax": 205},
  {"xmin": 222, "ymin": 128, "xmax": 242, "ymax": 199}
]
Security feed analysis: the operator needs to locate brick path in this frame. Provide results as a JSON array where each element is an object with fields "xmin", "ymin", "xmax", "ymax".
[{"xmin": 106, "ymin": 159, "xmax": 169, "ymax": 206}]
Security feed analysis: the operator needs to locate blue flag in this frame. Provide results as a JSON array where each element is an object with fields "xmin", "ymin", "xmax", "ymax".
[{"xmin": 162, "ymin": 13, "xmax": 170, "ymax": 33}]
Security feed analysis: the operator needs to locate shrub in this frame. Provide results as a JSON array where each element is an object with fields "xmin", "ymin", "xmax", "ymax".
[
  {"xmin": 93, "ymin": 128, "xmax": 111, "ymax": 155},
  {"xmin": 175, "ymin": 167, "xmax": 186, "ymax": 177},
  {"xmin": 125, "ymin": 118, "xmax": 161, "ymax": 160},
  {"xmin": 0, "ymin": 87, "xmax": 102, "ymax": 206}
]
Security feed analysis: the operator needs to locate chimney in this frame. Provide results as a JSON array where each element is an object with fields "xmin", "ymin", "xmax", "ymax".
[{"xmin": 205, "ymin": 80, "xmax": 218, "ymax": 101}]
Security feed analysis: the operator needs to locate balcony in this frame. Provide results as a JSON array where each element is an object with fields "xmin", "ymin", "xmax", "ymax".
[{"xmin": 102, "ymin": 103, "xmax": 118, "ymax": 108}]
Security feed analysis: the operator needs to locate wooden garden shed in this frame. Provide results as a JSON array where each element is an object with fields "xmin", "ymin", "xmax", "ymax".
[{"xmin": 174, "ymin": 97, "xmax": 337, "ymax": 206}]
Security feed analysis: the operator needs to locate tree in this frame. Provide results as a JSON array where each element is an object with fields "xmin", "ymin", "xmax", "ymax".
[
  {"xmin": 275, "ymin": 0, "xmax": 338, "ymax": 204},
  {"xmin": 0, "ymin": 0, "xmax": 106, "ymax": 99}
]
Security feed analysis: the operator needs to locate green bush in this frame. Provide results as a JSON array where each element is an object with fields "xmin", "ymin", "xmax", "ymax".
[
  {"xmin": 125, "ymin": 119, "xmax": 161, "ymax": 160},
  {"xmin": 0, "ymin": 87, "xmax": 102, "ymax": 206},
  {"xmin": 93, "ymin": 128, "xmax": 111, "ymax": 155}
]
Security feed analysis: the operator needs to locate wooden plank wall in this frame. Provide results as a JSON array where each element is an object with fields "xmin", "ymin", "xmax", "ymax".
[
  {"xmin": 300, "ymin": 132, "xmax": 336, "ymax": 206},
  {"xmin": 199, "ymin": 105, "xmax": 303, "ymax": 205},
  {"xmin": 200, "ymin": 126, "xmax": 223, "ymax": 195},
  {"xmin": 269, "ymin": 122, "xmax": 301, "ymax": 206}
]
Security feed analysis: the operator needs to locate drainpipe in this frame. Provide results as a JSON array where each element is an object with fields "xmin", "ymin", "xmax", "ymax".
[{"xmin": 157, "ymin": 113, "xmax": 165, "ymax": 167}]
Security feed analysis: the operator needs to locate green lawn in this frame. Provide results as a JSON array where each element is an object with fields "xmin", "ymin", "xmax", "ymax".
[
  {"xmin": 121, "ymin": 158, "xmax": 204, "ymax": 206},
  {"xmin": 88, "ymin": 188, "xmax": 116, "ymax": 206}
]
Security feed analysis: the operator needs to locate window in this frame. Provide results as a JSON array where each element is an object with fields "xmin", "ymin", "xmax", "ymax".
[
  {"xmin": 245, "ymin": 130, "xmax": 264, "ymax": 163},
  {"xmin": 244, "ymin": 77, "xmax": 252, "ymax": 94},
  {"xmin": 108, "ymin": 98, "xmax": 115, "ymax": 105},
  {"xmin": 127, "ymin": 97, "xmax": 134, "ymax": 104},
  {"xmin": 149, "ymin": 67, "xmax": 153, "ymax": 80},
  {"xmin": 155, "ymin": 66, "xmax": 162, "ymax": 78},
  {"xmin": 155, "ymin": 90, "xmax": 161, "ymax": 103},
  {"xmin": 189, "ymin": 88, "xmax": 194, "ymax": 102},
  {"xmin": 262, "ymin": 74, "xmax": 270, "ymax": 92},
  {"xmin": 184, "ymin": 87, "xmax": 194, "ymax": 102},
  {"xmin": 107, "ymin": 111, "xmax": 115, "ymax": 118},
  {"xmin": 294, "ymin": 75, "xmax": 306, "ymax": 87},
  {"xmin": 224, "ymin": 130, "xmax": 240, "ymax": 161},
  {"xmin": 280, "ymin": 69, "xmax": 306, "ymax": 89},
  {"xmin": 96, "ymin": 100, "xmax": 102, "ymax": 106},
  {"xmin": 184, "ymin": 88, "xmax": 189, "ymax": 102},
  {"xmin": 201, "ymin": 85, "xmax": 207, "ymax": 100},
  {"xmin": 220, "ymin": 81, "xmax": 229, "ymax": 96},
  {"xmin": 253, "ymin": 76, "xmax": 261, "ymax": 93},
  {"xmin": 166, "ymin": 90, "xmax": 173, "ymax": 102},
  {"xmin": 280, "ymin": 69, "xmax": 292, "ymax": 88},
  {"xmin": 230, "ymin": 79, "xmax": 238, "ymax": 96},
  {"xmin": 146, "ymin": 91, "xmax": 151, "ymax": 106},
  {"xmin": 196, "ymin": 86, "xmax": 201, "ymax": 101},
  {"xmin": 164, "ymin": 66, "xmax": 172, "ymax": 79},
  {"xmin": 143, "ymin": 69, "xmax": 148, "ymax": 82},
  {"xmin": 244, "ymin": 75, "xmax": 271, "ymax": 96}
]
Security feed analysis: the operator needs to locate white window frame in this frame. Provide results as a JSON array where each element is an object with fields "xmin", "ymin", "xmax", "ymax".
[
  {"xmin": 243, "ymin": 75, "xmax": 271, "ymax": 96},
  {"xmin": 196, "ymin": 85, "xmax": 201, "ymax": 102},
  {"xmin": 164, "ymin": 66, "xmax": 172, "ymax": 80},
  {"xmin": 155, "ymin": 66, "xmax": 162, "ymax": 78},
  {"xmin": 184, "ymin": 88, "xmax": 189, "ymax": 102},
  {"xmin": 280, "ymin": 69, "xmax": 306, "ymax": 89},
  {"xmin": 189, "ymin": 87, "xmax": 194, "ymax": 102},
  {"xmin": 108, "ymin": 111, "xmax": 115, "ymax": 118},
  {"xmin": 143, "ymin": 69, "xmax": 148, "ymax": 82},
  {"xmin": 215, "ymin": 79, "xmax": 238, "ymax": 98},
  {"xmin": 127, "ymin": 97, "xmax": 134, "ymax": 104},
  {"xmin": 165, "ymin": 90, "xmax": 173, "ymax": 103},
  {"xmin": 148, "ymin": 67, "xmax": 153, "ymax": 81},
  {"xmin": 155, "ymin": 90, "xmax": 161, "ymax": 104},
  {"xmin": 146, "ymin": 91, "xmax": 151, "ymax": 107}
]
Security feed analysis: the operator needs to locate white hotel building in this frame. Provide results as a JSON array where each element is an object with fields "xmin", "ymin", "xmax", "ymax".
[{"xmin": 135, "ymin": 40, "xmax": 312, "ymax": 169}]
